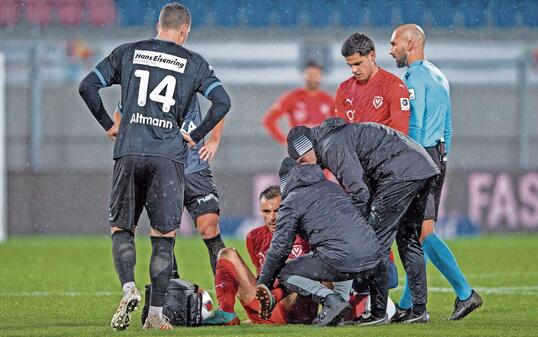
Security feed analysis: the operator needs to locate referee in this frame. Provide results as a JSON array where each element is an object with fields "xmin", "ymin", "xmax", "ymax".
[
  {"xmin": 390, "ymin": 23, "xmax": 482, "ymax": 321},
  {"xmin": 78, "ymin": 2, "xmax": 231, "ymax": 331}
]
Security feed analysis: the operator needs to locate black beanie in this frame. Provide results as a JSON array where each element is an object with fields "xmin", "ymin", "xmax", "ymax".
[
  {"xmin": 287, "ymin": 126, "xmax": 314, "ymax": 160},
  {"xmin": 278, "ymin": 157, "xmax": 297, "ymax": 193}
]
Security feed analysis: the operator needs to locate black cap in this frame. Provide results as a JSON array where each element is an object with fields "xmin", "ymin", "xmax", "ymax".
[
  {"xmin": 287, "ymin": 126, "xmax": 314, "ymax": 160},
  {"xmin": 278, "ymin": 157, "xmax": 297, "ymax": 193}
]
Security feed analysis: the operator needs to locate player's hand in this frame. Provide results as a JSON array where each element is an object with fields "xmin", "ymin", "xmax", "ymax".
[
  {"xmin": 181, "ymin": 130, "xmax": 196, "ymax": 149},
  {"xmin": 199, "ymin": 139, "xmax": 220, "ymax": 162},
  {"xmin": 106, "ymin": 123, "xmax": 119, "ymax": 142}
]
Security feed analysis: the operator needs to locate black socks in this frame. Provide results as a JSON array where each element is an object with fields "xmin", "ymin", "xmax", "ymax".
[
  {"xmin": 111, "ymin": 230, "xmax": 136, "ymax": 286},
  {"xmin": 203, "ymin": 234, "xmax": 225, "ymax": 275},
  {"xmin": 149, "ymin": 236, "xmax": 175, "ymax": 307}
]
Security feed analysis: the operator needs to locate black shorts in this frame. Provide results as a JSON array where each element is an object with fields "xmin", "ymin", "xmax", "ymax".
[
  {"xmin": 109, "ymin": 155, "xmax": 184, "ymax": 233},
  {"xmin": 424, "ymin": 145, "xmax": 446, "ymax": 221},
  {"xmin": 184, "ymin": 168, "xmax": 220, "ymax": 222}
]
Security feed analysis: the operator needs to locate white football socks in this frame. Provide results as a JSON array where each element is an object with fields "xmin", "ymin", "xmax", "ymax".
[
  {"xmin": 122, "ymin": 281, "xmax": 135, "ymax": 296},
  {"xmin": 149, "ymin": 306, "xmax": 163, "ymax": 317}
]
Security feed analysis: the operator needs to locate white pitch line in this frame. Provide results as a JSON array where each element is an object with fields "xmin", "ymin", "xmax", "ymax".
[
  {"xmin": 394, "ymin": 285, "xmax": 538, "ymax": 296},
  {"xmin": 1, "ymin": 286, "xmax": 538, "ymax": 297}
]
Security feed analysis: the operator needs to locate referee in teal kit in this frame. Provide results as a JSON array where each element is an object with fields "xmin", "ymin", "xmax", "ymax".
[{"xmin": 389, "ymin": 24, "xmax": 483, "ymax": 321}]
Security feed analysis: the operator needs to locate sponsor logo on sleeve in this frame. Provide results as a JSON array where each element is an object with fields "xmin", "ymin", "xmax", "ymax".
[
  {"xmin": 408, "ymin": 88, "xmax": 415, "ymax": 100},
  {"xmin": 400, "ymin": 98, "xmax": 410, "ymax": 111},
  {"xmin": 133, "ymin": 49, "xmax": 187, "ymax": 73}
]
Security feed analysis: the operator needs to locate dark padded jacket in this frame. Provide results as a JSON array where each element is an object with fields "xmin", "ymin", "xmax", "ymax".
[
  {"xmin": 257, "ymin": 164, "xmax": 380, "ymax": 288},
  {"xmin": 310, "ymin": 118, "xmax": 440, "ymax": 216}
]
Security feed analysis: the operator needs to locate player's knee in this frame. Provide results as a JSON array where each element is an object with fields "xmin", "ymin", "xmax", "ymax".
[
  {"xmin": 149, "ymin": 227, "xmax": 176, "ymax": 238},
  {"xmin": 217, "ymin": 247, "xmax": 237, "ymax": 260},
  {"xmin": 419, "ymin": 220, "xmax": 435, "ymax": 243},
  {"xmin": 196, "ymin": 213, "xmax": 220, "ymax": 238}
]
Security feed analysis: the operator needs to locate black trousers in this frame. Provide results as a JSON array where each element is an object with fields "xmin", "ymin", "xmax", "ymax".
[{"xmin": 366, "ymin": 177, "xmax": 434, "ymax": 317}]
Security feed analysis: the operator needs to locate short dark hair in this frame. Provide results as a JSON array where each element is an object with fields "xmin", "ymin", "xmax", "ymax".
[
  {"xmin": 159, "ymin": 2, "xmax": 191, "ymax": 29},
  {"xmin": 303, "ymin": 60, "xmax": 323, "ymax": 71},
  {"xmin": 259, "ymin": 185, "xmax": 281, "ymax": 201},
  {"xmin": 341, "ymin": 33, "xmax": 375, "ymax": 57}
]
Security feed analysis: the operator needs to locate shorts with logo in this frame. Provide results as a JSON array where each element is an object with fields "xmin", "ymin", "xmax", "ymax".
[
  {"xmin": 424, "ymin": 145, "xmax": 446, "ymax": 221},
  {"xmin": 184, "ymin": 168, "xmax": 220, "ymax": 222},
  {"xmin": 109, "ymin": 155, "xmax": 184, "ymax": 233}
]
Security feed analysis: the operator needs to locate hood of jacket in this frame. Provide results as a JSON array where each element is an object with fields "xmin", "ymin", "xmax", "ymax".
[{"xmin": 282, "ymin": 164, "xmax": 325, "ymax": 198}]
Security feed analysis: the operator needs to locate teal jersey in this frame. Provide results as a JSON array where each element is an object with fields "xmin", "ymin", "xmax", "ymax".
[{"xmin": 404, "ymin": 60, "xmax": 453, "ymax": 155}]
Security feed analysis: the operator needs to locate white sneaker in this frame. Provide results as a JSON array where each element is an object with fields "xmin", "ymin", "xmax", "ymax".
[
  {"xmin": 110, "ymin": 287, "xmax": 141, "ymax": 331},
  {"xmin": 143, "ymin": 313, "xmax": 174, "ymax": 330}
]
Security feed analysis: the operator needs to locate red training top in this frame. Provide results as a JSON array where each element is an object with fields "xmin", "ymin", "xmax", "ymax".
[
  {"xmin": 263, "ymin": 88, "xmax": 334, "ymax": 144},
  {"xmin": 246, "ymin": 224, "xmax": 310, "ymax": 276},
  {"xmin": 333, "ymin": 68, "xmax": 410, "ymax": 134}
]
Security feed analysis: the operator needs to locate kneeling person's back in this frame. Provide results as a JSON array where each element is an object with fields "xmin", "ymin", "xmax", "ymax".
[{"xmin": 271, "ymin": 164, "xmax": 379, "ymax": 275}]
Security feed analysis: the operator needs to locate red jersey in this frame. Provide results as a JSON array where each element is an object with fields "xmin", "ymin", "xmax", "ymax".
[
  {"xmin": 333, "ymin": 68, "xmax": 410, "ymax": 134},
  {"xmin": 246, "ymin": 225, "xmax": 310, "ymax": 276},
  {"xmin": 263, "ymin": 88, "xmax": 334, "ymax": 144}
]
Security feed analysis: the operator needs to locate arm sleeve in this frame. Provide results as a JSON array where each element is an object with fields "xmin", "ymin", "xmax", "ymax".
[
  {"xmin": 332, "ymin": 85, "xmax": 346, "ymax": 117},
  {"xmin": 406, "ymin": 71, "xmax": 427, "ymax": 144},
  {"xmin": 78, "ymin": 45, "xmax": 124, "ymax": 131},
  {"xmin": 257, "ymin": 201, "xmax": 300, "ymax": 287},
  {"xmin": 189, "ymin": 84, "xmax": 231, "ymax": 144},
  {"xmin": 262, "ymin": 93, "xmax": 291, "ymax": 144},
  {"xmin": 444, "ymin": 97, "xmax": 453, "ymax": 155},
  {"xmin": 78, "ymin": 71, "xmax": 115, "ymax": 131},
  {"xmin": 388, "ymin": 80, "xmax": 411, "ymax": 134},
  {"xmin": 245, "ymin": 232, "xmax": 260, "ymax": 271},
  {"xmin": 327, "ymin": 144, "xmax": 370, "ymax": 217}
]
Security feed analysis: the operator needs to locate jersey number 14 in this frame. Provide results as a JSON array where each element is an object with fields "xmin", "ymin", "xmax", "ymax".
[{"xmin": 134, "ymin": 70, "xmax": 176, "ymax": 113}]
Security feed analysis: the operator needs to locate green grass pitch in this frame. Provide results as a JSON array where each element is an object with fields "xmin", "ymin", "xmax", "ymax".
[{"xmin": 0, "ymin": 234, "xmax": 537, "ymax": 337}]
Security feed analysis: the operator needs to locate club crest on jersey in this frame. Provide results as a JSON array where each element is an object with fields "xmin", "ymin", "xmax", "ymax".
[
  {"xmin": 291, "ymin": 245, "xmax": 303, "ymax": 257},
  {"xmin": 373, "ymin": 96, "xmax": 383, "ymax": 109},
  {"xmin": 133, "ymin": 49, "xmax": 187, "ymax": 73}
]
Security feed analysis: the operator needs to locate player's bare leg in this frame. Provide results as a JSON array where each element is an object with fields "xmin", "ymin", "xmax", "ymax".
[
  {"xmin": 110, "ymin": 227, "xmax": 141, "ymax": 331},
  {"xmin": 143, "ymin": 228, "xmax": 175, "ymax": 330},
  {"xmin": 196, "ymin": 213, "xmax": 225, "ymax": 274},
  {"xmin": 203, "ymin": 247, "xmax": 257, "ymax": 325}
]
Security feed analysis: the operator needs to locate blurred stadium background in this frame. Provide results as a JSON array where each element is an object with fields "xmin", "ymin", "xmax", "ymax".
[{"xmin": 0, "ymin": 0, "xmax": 538, "ymax": 239}]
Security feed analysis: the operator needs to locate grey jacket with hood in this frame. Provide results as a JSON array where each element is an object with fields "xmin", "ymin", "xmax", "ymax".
[
  {"xmin": 257, "ymin": 164, "xmax": 380, "ymax": 288},
  {"xmin": 310, "ymin": 118, "xmax": 440, "ymax": 216}
]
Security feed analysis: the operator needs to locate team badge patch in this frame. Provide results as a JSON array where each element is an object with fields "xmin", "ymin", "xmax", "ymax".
[
  {"xmin": 373, "ymin": 96, "xmax": 383, "ymax": 109},
  {"xmin": 400, "ymin": 98, "xmax": 410, "ymax": 111}
]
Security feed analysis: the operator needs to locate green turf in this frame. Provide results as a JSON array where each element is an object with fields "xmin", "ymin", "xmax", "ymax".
[{"xmin": 0, "ymin": 234, "xmax": 537, "ymax": 337}]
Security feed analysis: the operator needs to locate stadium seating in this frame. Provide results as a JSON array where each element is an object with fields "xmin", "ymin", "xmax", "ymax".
[
  {"xmin": 243, "ymin": 0, "xmax": 273, "ymax": 27},
  {"xmin": 213, "ymin": 0, "xmax": 241, "ymax": 27},
  {"xmin": 24, "ymin": 0, "xmax": 53, "ymax": 26},
  {"xmin": 490, "ymin": 0, "xmax": 518, "ymax": 27},
  {"xmin": 336, "ymin": 0, "xmax": 365, "ymax": 27},
  {"xmin": 1, "ymin": 0, "xmax": 538, "ymax": 29},
  {"xmin": 55, "ymin": 0, "xmax": 85, "ymax": 26},
  {"xmin": 0, "ymin": 0, "xmax": 21, "ymax": 26},
  {"xmin": 459, "ymin": 0, "xmax": 488, "ymax": 27},
  {"xmin": 429, "ymin": 0, "xmax": 454, "ymax": 27},
  {"xmin": 274, "ymin": 1, "xmax": 303, "ymax": 27},
  {"xmin": 399, "ymin": 0, "xmax": 426, "ymax": 27},
  {"xmin": 304, "ymin": 0, "xmax": 335, "ymax": 27},
  {"xmin": 521, "ymin": 0, "xmax": 538, "ymax": 27},
  {"xmin": 365, "ymin": 0, "xmax": 392, "ymax": 27},
  {"xmin": 87, "ymin": 0, "xmax": 117, "ymax": 27}
]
